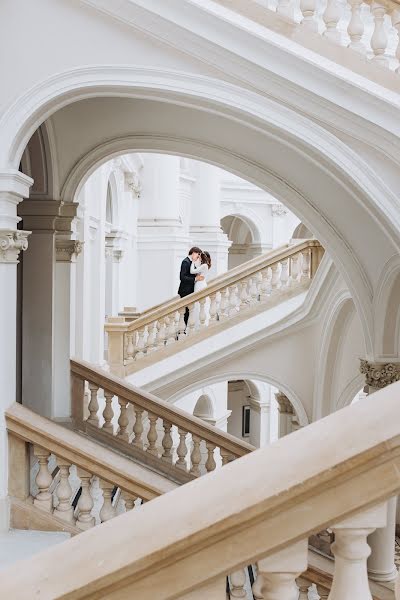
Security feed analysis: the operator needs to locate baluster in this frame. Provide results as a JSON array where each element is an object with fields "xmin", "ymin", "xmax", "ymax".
[
  {"xmin": 156, "ymin": 319, "xmax": 166, "ymax": 348},
  {"xmin": 300, "ymin": 249, "xmax": 311, "ymax": 282},
  {"xmin": 209, "ymin": 293, "xmax": 218, "ymax": 323},
  {"xmin": 270, "ymin": 262, "xmax": 280, "ymax": 294},
  {"xmin": 280, "ymin": 258, "xmax": 289, "ymax": 288},
  {"xmin": 239, "ymin": 279, "xmax": 250, "ymax": 308},
  {"xmin": 33, "ymin": 446, "xmax": 53, "ymax": 512},
  {"xmin": 76, "ymin": 468, "xmax": 95, "ymax": 530},
  {"xmin": 276, "ymin": 0, "xmax": 295, "ymax": 20},
  {"xmin": 256, "ymin": 540, "xmax": 308, "ymax": 600},
  {"xmin": 146, "ymin": 321, "xmax": 158, "ymax": 352},
  {"xmin": 99, "ymin": 480, "xmax": 116, "ymax": 522},
  {"xmin": 176, "ymin": 428, "xmax": 188, "ymax": 470},
  {"xmin": 162, "ymin": 421, "xmax": 173, "ymax": 463},
  {"xmin": 300, "ymin": 0, "xmax": 318, "ymax": 31},
  {"xmin": 252, "ymin": 573, "xmax": 264, "ymax": 599},
  {"xmin": 177, "ymin": 308, "xmax": 187, "ymax": 339},
  {"xmin": 166, "ymin": 315, "xmax": 177, "ymax": 345},
  {"xmin": 205, "ymin": 442, "xmax": 216, "ymax": 472},
  {"xmin": 260, "ymin": 268, "xmax": 270, "ymax": 300},
  {"xmin": 125, "ymin": 332, "xmax": 135, "ymax": 360},
  {"xmin": 316, "ymin": 584, "xmax": 329, "ymax": 599},
  {"xmin": 121, "ymin": 490, "xmax": 137, "ymax": 511},
  {"xmin": 347, "ymin": 0, "xmax": 365, "ymax": 52},
  {"xmin": 220, "ymin": 448, "xmax": 233, "ymax": 466},
  {"xmin": 297, "ymin": 576, "xmax": 311, "ymax": 598},
  {"xmin": 329, "ymin": 504, "xmax": 387, "ymax": 599},
  {"xmin": 186, "ymin": 303, "xmax": 196, "ymax": 336},
  {"xmin": 391, "ymin": 10, "xmax": 400, "ymax": 74},
  {"xmin": 219, "ymin": 288, "xmax": 230, "ymax": 320},
  {"xmin": 132, "ymin": 407, "xmax": 144, "ymax": 449},
  {"xmin": 256, "ymin": 271, "xmax": 263, "ymax": 298},
  {"xmin": 117, "ymin": 398, "xmax": 129, "ymax": 442},
  {"xmin": 290, "ymin": 254, "xmax": 300, "ymax": 285},
  {"xmin": 135, "ymin": 327, "xmax": 146, "ymax": 359},
  {"xmin": 199, "ymin": 298, "xmax": 208, "ymax": 328},
  {"xmin": 249, "ymin": 277, "xmax": 258, "ymax": 304},
  {"xmin": 323, "ymin": 0, "xmax": 344, "ymax": 44},
  {"xmin": 229, "ymin": 569, "xmax": 247, "ymax": 598},
  {"xmin": 371, "ymin": 2, "xmax": 389, "ymax": 66},
  {"xmin": 102, "ymin": 390, "xmax": 114, "ymax": 434},
  {"xmin": 229, "ymin": 285, "xmax": 239, "ymax": 316},
  {"xmin": 54, "ymin": 459, "xmax": 74, "ymax": 522},
  {"xmin": 87, "ymin": 382, "xmax": 99, "ymax": 427},
  {"xmin": 146, "ymin": 412, "xmax": 159, "ymax": 456},
  {"xmin": 190, "ymin": 435, "xmax": 202, "ymax": 476}
]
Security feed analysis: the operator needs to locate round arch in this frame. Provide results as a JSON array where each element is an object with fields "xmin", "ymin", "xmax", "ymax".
[
  {"xmin": 373, "ymin": 254, "xmax": 400, "ymax": 359},
  {"xmin": 166, "ymin": 370, "xmax": 309, "ymax": 427},
  {"xmin": 4, "ymin": 66, "xmax": 400, "ymax": 355},
  {"xmin": 220, "ymin": 207, "xmax": 263, "ymax": 245}
]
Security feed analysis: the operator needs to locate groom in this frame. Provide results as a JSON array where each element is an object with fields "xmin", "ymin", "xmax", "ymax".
[{"xmin": 178, "ymin": 247, "xmax": 204, "ymax": 325}]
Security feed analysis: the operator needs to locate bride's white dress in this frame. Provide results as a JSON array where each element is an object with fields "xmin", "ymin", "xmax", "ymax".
[{"xmin": 191, "ymin": 261, "xmax": 209, "ymax": 327}]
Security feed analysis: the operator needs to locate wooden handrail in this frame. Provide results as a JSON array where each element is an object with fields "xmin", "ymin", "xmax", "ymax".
[{"xmin": 3, "ymin": 382, "xmax": 400, "ymax": 598}]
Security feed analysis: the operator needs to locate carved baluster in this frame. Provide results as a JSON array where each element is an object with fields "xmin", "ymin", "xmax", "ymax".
[
  {"xmin": 199, "ymin": 298, "xmax": 208, "ymax": 328},
  {"xmin": 121, "ymin": 490, "xmax": 138, "ymax": 511},
  {"xmin": 162, "ymin": 421, "xmax": 173, "ymax": 463},
  {"xmin": 280, "ymin": 258, "xmax": 289, "ymax": 288},
  {"xmin": 177, "ymin": 308, "xmax": 187, "ymax": 339},
  {"xmin": 166, "ymin": 315, "xmax": 177, "ymax": 345},
  {"xmin": 220, "ymin": 448, "xmax": 233, "ymax": 466},
  {"xmin": 371, "ymin": 2, "xmax": 389, "ymax": 66},
  {"xmin": 276, "ymin": 0, "xmax": 295, "ymax": 20},
  {"xmin": 117, "ymin": 398, "xmax": 129, "ymax": 442},
  {"xmin": 186, "ymin": 303, "xmax": 196, "ymax": 336},
  {"xmin": 256, "ymin": 540, "xmax": 308, "ymax": 599},
  {"xmin": 290, "ymin": 253, "xmax": 300, "ymax": 285},
  {"xmin": 146, "ymin": 412, "xmax": 159, "ymax": 456},
  {"xmin": 76, "ymin": 468, "xmax": 95, "ymax": 530},
  {"xmin": 87, "ymin": 382, "xmax": 100, "ymax": 426},
  {"xmin": 205, "ymin": 442, "xmax": 216, "ymax": 472},
  {"xmin": 252, "ymin": 573, "xmax": 264, "ymax": 599},
  {"xmin": 256, "ymin": 271, "xmax": 263, "ymax": 298},
  {"xmin": 209, "ymin": 293, "xmax": 218, "ymax": 323},
  {"xmin": 260, "ymin": 268, "xmax": 270, "ymax": 300},
  {"xmin": 300, "ymin": 0, "xmax": 318, "ymax": 31},
  {"xmin": 99, "ymin": 480, "xmax": 116, "ymax": 522},
  {"xmin": 33, "ymin": 446, "xmax": 53, "ymax": 512},
  {"xmin": 190, "ymin": 435, "xmax": 202, "ymax": 476},
  {"xmin": 270, "ymin": 262, "xmax": 280, "ymax": 293},
  {"xmin": 135, "ymin": 328, "xmax": 146, "ymax": 359},
  {"xmin": 132, "ymin": 407, "xmax": 144, "ymax": 449},
  {"xmin": 146, "ymin": 321, "xmax": 158, "ymax": 353},
  {"xmin": 301, "ymin": 249, "xmax": 311, "ymax": 282},
  {"xmin": 323, "ymin": 0, "xmax": 344, "ymax": 43},
  {"xmin": 125, "ymin": 332, "xmax": 135, "ymax": 360},
  {"xmin": 176, "ymin": 428, "xmax": 188, "ymax": 470},
  {"xmin": 221, "ymin": 288, "xmax": 231, "ymax": 319},
  {"xmin": 347, "ymin": 0, "xmax": 365, "ymax": 52},
  {"xmin": 229, "ymin": 569, "xmax": 247, "ymax": 598},
  {"xmin": 54, "ymin": 459, "xmax": 74, "ymax": 522},
  {"xmin": 392, "ymin": 10, "xmax": 400, "ymax": 74},
  {"xmin": 102, "ymin": 390, "xmax": 114, "ymax": 434},
  {"xmin": 249, "ymin": 277, "xmax": 258, "ymax": 304},
  {"xmin": 229, "ymin": 285, "xmax": 239, "ymax": 316},
  {"xmin": 240, "ymin": 279, "xmax": 250, "ymax": 308},
  {"xmin": 156, "ymin": 319, "xmax": 166, "ymax": 348},
  {"xmin": 297, "ymin": 576, "xmax": 311, "ymax": 598}
]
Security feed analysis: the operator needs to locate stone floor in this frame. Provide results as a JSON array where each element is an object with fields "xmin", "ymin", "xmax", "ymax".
[{"xmin": 0, "ymin": 529, "xmax": 70, "ymax": 571}]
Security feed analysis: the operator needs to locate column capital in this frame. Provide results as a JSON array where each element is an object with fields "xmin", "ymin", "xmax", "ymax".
[
  {"xmin": 275, "ymin": 392, "xmax": 294, "ymax": 414},
  {"xmin": 55, "ymin": 239, "xmax": 83, "ymax": 263},
  {"xmin": 271, "ymin": 202, "xmax": 288, "ymax": 217},
  {"xmin": 0, "ymin": 229, "xmax": 30, "ymax": 263},
  {"xmin": 360, "ymin": 359, "xmax": 400, "ymax": 389}
]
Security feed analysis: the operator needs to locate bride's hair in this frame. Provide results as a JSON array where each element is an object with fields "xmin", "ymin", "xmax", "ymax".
[{"xmin": 201, "ymin": 251, "xmax": 211, "ymax": 268}]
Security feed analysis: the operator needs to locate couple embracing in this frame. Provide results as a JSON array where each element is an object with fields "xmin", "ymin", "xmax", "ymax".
[{"xmin": 178, "ymin": 246, "xmax": 212, "ymax": 326}]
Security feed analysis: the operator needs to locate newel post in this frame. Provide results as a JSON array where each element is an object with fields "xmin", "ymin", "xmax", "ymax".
[
  {"xmin": 71, "ymin": 370, "xmax": 85, "ymax": 428},
  {"xmin": 8, "ymin": 432, "xmax": 30, "ymax": 503},
  {"xmin": 105, "ymin": 318, "xmax": 126, "ymax": 377}
]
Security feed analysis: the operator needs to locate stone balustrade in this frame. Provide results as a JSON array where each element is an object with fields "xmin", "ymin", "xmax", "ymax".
[
  {"xmin": 216, "ymin": 0, "xmax": 400, "ymax": 74},
  {"xmin": 71, "ymin": 359, "xmax": 255, "ymax": 483},
  {"xmin": 105, "ymin": 240, "xmax": 324, "ymax": 377},
  {"xmin": 5, "ymin": 402, "xmax": 175, "ymax": 535},
  {"xmin": 3, "ymin": 380, "xmax": 400, "ymax": 599}
]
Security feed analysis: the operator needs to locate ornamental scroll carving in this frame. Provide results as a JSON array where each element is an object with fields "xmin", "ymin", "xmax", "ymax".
[
  {"xmin": 55, "ymin": 240, "xmax": 83, "ymax": 262},
  {"xmin": 360, "ymin": 359, "xmax": 400, "ymax": 389},
  {"xmin": 0, "ymin": 230, "xmax": 30, "ymax": 263}
]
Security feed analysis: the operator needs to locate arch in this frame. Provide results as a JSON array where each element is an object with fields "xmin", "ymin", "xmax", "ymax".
[
  {"xmin": 4, "ymin": 65, "xmax": 400, "ymax": 354},
  {"xmin": 19, "ymin": 123, "xmax": 58, "ymax": 199},
  {"xmin": 373, "ymin": 254, "xmax": 400, "ymax": 359},
  {"xmin": 292, "ymin": 222, "xmax": 313, "ymax": 240},
  {"xmin": 335, "ymin": 373, "xmax": 365, "ymax": 411},
  {"xmin": 219, "ymin": 207, "xmax": 264, "ymax": 245},
  {"xmin": 166, "ymin": 370, "xmax": 309, "ymax": 427}
]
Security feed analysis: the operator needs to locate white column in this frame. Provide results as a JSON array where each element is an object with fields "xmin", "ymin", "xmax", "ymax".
[
  {"xmin": 0, "ymin": 169, "xmax": 32, "ymax": 531},
  {"xmin": 137, "ymin": 155, "xmax": 190, "ymax": 309},
  {"xmin": 249, "ymin": 397, "xmax": 271, "ymax": 448},
  {"xmin": 190, "ymin": 161, "xmax": 231, "ymax": 276}
]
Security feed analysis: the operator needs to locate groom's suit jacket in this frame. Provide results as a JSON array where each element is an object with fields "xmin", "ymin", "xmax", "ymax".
[{"xmin": 178, "ymin": 257, "xmax": 196, "ymax": 297}]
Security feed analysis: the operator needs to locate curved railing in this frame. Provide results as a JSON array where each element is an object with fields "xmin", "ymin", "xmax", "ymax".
[{"xmin": 105, "ymin": 239, "xmax": 324, "ymax": 376}]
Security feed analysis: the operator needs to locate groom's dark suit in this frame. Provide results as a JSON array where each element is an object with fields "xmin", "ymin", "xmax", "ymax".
[{"xmin": 178, "ymin": 256, "xmax": 196, "ymax": 325}]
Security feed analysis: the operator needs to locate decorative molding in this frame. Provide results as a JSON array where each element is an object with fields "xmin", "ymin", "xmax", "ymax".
[
  {"xmin": 124, "ymin": 171, "xmax": 142, "ymax": 199},
  {"xmin": 275, "ymin": 392, "xmax": 294, "ymax": 414},
  {"xmin": 360, "ymin": 359, "xmax": 400, "ymax": 390},
  {"xmin": 271, "ymin": 203, "xmax": 288, "ymax": 217},
  {"xmin": 0, "ymin": 230, "xmax": 30, "ymax": 263},
  {"xmin": 55, "ymin": 239, "xmax": 83, "ymax": 263}
]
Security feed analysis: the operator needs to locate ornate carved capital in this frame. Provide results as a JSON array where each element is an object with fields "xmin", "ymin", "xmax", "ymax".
[
  {"xmin": 56, "ymin": 239, "xmax": 83, "ymax": 262},
  {"xmin": 275, "ymin": 392, "xmax": 293, "ymax": 414},
  {"xmin": 271, "ymin": 203, "xmax": 288, "ymax": 217},
  {"xmin": 0, "ymin": 230, "xmax": 30, "ymax": 263},
  {"xmin": 360, "ymin": 359, "xmax": 400, "ymax": 389},
  {"xmin": 124, "ymin": 171, "xmax": 142, "ymax": 199}
]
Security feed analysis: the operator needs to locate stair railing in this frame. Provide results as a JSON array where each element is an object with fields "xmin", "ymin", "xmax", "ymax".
[
  {"xmin": 71, "ymin": 358, "xmax": 254, "ymax": 484},
  {"xmin": 105, "ymin": 239, "xmax": 324, "ymax": 377},
  {"xmin": 3, "ymin": 380, "xmax": 400, "ymax": 599}
]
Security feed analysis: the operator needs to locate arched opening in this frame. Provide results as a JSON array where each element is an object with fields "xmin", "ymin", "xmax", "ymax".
[{"xmin": 220, "ymin": 215, "xmax": 261, "ymax": 269}]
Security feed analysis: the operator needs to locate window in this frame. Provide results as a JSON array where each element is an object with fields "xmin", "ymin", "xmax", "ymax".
[{"xmin": 242, "ymin": 405, "xmax": 251, "ymax": 437}]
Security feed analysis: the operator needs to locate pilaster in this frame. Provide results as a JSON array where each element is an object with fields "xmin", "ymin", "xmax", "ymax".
[
  {"xmin": 275, "ymin": 392, "xmax": 294, "ymax": 438},
  {"xmin": 249, "ymin": 397, "xmax": 271, "ymax": 447}
]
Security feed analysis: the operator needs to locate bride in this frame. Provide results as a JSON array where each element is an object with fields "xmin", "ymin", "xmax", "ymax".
[{"xmin": 190, "ymin": 251, "xmax": 211, "ymax": 326}]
